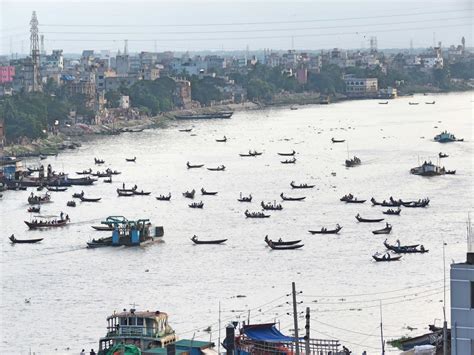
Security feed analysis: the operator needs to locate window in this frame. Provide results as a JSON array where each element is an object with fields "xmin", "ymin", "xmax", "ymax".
[{"xmin": 471, "ymin": 281, "xmax": 474, "ymax": 308}]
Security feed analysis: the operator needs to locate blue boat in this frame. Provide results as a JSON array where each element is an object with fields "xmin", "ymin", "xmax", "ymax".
[
  {"xmin": 434, "ymin": 130, "xmax": 463, "ymax": 143},
  {"xmin": 87, "ymin": 216, "xmax": 164, "ymax": 248}
]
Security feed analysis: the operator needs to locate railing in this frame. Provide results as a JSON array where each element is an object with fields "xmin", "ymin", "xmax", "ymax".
[
  {"xmin": 237, "ymin": 338, "xmax": 341, "ymax": 355},
  {"xmin": 107, "ymin": 326, "xmax": 156, "ymax": 337}
]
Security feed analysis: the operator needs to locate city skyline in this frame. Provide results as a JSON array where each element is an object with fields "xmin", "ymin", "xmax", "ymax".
[{"xmin": 1, "ymin": 0, "xmax": 472, "ymax": 55}]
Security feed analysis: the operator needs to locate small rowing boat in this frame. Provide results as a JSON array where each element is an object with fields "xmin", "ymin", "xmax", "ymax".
[{"xmin": 9, "ymin": 234, "xmax": 43, "ymax": 244}]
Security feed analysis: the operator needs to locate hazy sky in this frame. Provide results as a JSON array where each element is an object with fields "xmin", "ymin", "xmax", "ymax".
[{"xmin": 0, "ymin": 0, "xmax": 472, "ymax": 55}]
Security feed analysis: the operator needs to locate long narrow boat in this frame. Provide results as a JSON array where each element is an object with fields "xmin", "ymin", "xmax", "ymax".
[
  {"xmin": 216, "ymin": 136, "xmax": 227, "ymax": 142},
  {"xmin": 331, "ymin": 138, "xmax": 345, "ymax": 143},
  {"xmin": 183, "ymin": 190, "xmax": 195, "ymax": 199},
  {"xmin": 383, "ymin": 240, "xmax": 428, "ymax": 253},
  {"xmin": 133, "ymin": 190, "xmax": 151, "ymax": 196},
  {"xmin": 382, "ymin": 208, "xmax": 401, "ymax": 215},
  {"xmin": 46, "ymin": 186, "xmax": 68, "ymax": 192},
  {"xmin": 186, "ymin": 162, "xmax": 204, "ymax": 169},
  {"xmin": 281, "ymin": 157, "xmax": 296, "ymax": 164},
  {"xmin": 68, "ymin": 177, "xmax": 96, "ymax": 185},
  {"xmin": 308, "ymin": 225, "xmax": 342, "ymax": 234},
  {"xmin": 117, "ymin": 190, "xmax": 134, "ymax": 197},
  {"xmin": 265, "ymin": 236, "xmax": 301, "ymax": 246},
  {"xmin": 207, "ymin": 165, "xmax": 225, "ymax": 171},
  {"xmin": 280, "ymin": 193, "xmax": 305, "ymax": 201},
  {"xmin": 345, "ymin": 198, "xmax": 366, "ymax": 204},
  {"xmin": 9, "ymin": 234, "xmax": 43, "ymax": 244},
  {"xmin": 201, "ymin": 188, "xmax": 218, "ymax": 196},
  {"xmin": 189, "ymin": 201, "xmax": 204, "ymax": 208},
  {"xmin": 261, "ymin": 201, "xmax": 283, "ymax": 210},
  {"xmin": 356, "ymin": 214, "xmax": 384, "ymax": 223},
  {"xmin": 244, "ymin": 210, "xmax": 270, "ymax": 218},
  {"xmin": 191, "ymin": 236, "xmax": 227, "ymax": 244},
  {"xmin": 372, "ymin": 253, "xmax": 402, "ymax": 262},
  {"xmin": 76, "ymin": 169, "xmax": 92, "ymax": 175},
  {"xmin": 290, "ymin": 181, "xmax": 315, "ymax": 189},
  {"xmin": 24, "ymin": 216, "xmax": 70, "ymax": 229},
  {"xmin": 277, "ymin": 150, "xmax": 296, "ymax": 156},
  {"xmin": 268, "ymin": 242, "xmax": 304, "ymax": 250},
  {"xmin": 237, "ymin": 194, "xmax": 252, "ymax": 202},
  {"xmin": 371, "ymin": 197, "xmax": 402, "ymax": 207},
  {"xmin": 156, "ymin": 193, "xmax": 171, "ymax": 201},
  {"xmin": 372, "ymin": 223, "xmax": 392, "ymax": 234},
  {"xmin": 79, "ymin": 196, "xmax": 102, "ymax": 202},
  {"xmin": 125, "ymin": 157, "xmax": 136, "ymax": 162}
]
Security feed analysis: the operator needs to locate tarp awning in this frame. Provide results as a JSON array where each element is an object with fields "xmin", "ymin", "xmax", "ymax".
[{"xmin": 242, "ymin": 323, "xmax": 297, "ymax": 343}]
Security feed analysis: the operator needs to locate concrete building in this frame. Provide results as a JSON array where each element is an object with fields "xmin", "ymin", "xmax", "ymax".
[
  {"xmin": 450, "ymin": 223, "xmax": 474, "ymax": 355},
  {"xmin": 116, "ymin": 54, "xmax": 130, "ymax": 76},
  {"xmin": 0, "ymin": 66, "xmax": 15, "ymax": 84},
  {"xmin": 343, "ymin": 75, "xmax": 378, "ymax": 97},
  {"xmin": 173, "ymin": 79, "xmax": 192, "ymax": 108}
]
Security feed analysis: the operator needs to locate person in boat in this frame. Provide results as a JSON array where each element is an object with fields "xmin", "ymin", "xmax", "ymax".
[
  {"xmin": 60, "ymin": 212, "xmax": 64, "ymax": 221},
  {"xmin": 81, "ymin": 190, "xmax": 84, "ymax": 197},
  {"xmin": 420, "ymin": 245, "xmax": 425, "ymax": 252},
  {"xmin": 396, "ymin": 239, "xmax": 400, "ymax": 247},
  {"xmin": 133, "ymin": 185, "xmax": 137, "ymax": 190},
  {"xmin": 278, "ymin": 238, "xmax": 283, "ymax": 242},
  {"xmin": 386, "ymin": 223, "xmax": 390, "ymax": 228},
  {"xmin": 356, "ymin": 213, "xmax": 360, "ymax": 218},
  {"xmin": 336, "ymin": 224, "xmax": 341, "ymax": 229}
]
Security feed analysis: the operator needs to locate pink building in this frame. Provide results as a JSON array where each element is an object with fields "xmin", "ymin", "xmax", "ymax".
[
  {"xmin": 296, "ymin": 68, "xmax": 308, "ymax": 85},
  {"xmin": 0, "ymin": 66, "xmax": 15, "ymax": 84}
]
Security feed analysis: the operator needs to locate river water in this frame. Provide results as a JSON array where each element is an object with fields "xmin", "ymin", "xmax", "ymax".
[{"xmin": 1, "ymin": 92, "xmax": 473, "ymax": 354}]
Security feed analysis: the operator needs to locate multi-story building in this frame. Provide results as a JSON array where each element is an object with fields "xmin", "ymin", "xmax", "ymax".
[
  {"xmin": 116, "ymin": 54, "xmax": 130, "ymax": 76},
  {"xmin": 450, "ymin": 226, "xmax": 474, "ymax": 355},
  {"xmin": 343, "ymin": 74, "xmax": 378, "ymax": 97},
  {"xmin": 0, "ymin": 66, "xmax": 15, "ymax": 84},
  {"xmin": 173, "ymin": 79, "xmax": 192, "ymax": 108}
]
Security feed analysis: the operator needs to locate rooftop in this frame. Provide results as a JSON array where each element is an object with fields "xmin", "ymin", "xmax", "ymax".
[{"xmin": 108, "ymin": 310, "xmax": 168, "ymax": 320}]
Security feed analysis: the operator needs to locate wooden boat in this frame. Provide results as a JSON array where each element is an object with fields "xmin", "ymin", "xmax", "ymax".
[
  {"xmin": 370, "ymin": 197, "xmax": 402, "ymax": 207},
  {"xmin": 126, "ymin": 157, "xmax": 136, "ymax": 162},
  {"xmin": 268, "ymin": 241, "xmax": 304, "ymax": 250},
  {"xmin": 9, "ymin": 234, "xmax": 43, "ymax": 244},
  {"xmin": 94, "ymin": 158, "xmax": 105, "ymax": 164},
  {"xmin": 237, "ymin": 194, "xmax": 252, "ymax": 202},
  {"xmin": 331, "ymin": 138, "xmax": 345, "ymax": 143},
  {"xmin": 308, "ymin": 225, "xmax": 342, "ymax": 234},
  {"xmin": 156, "ymin": 193, "xmax": 171, "ymax": 201},
  {"xmin": 68, "ymin": 177, "xmax": 96, "ymax": 185},
  {"xmin": 24, "ymin": 216, "xmax": 70, "ymax": 229},
  {"xmin": 79, "ymin": 196, "xmax": 102, "ymax": 202},
  {"xmin": 103, "ymin": 177, "xmax": 112, "ymax": 183},
  {"xmin": 191, "ymin": 235, "xmax": 227, "ymax": 244},
  {"xmin": 216, "ymin": 136, "xmax": 227, "ymax": 142},
  {"xmin": 372, "ymin": 223, "xmax": 392, "ymax": 235},
  {"xmin": 439, "ymin": 152, "xmax": 449, "ymax": 158},
  {"xmin": 261, "ymin": 201, "xmax": 283, "ymax": 210},
  {"xmin": 290, "ymin": 181, "xmax": 315, "ymax": 189},
  {"xmin": 383, "ymin": 208, "xmax": 401, "ymax": 215},
  {"xmin": 175, "ymin": 111, "xmax": 233, "ymax": 120},
  {"xmin": 378, "ymin": 101, "xmax": 389, "ymax": 105},
  {"xmin": 345, "ymin": 156, "xmax": 361, "ymax": 167},
  {"xmin": 183, "ymin": 189, "xmax": 196, "ymax": 199},
  {"xmin": 345, "ymin": 198, "xmax": 366, "ymax": 204},
  {"xmin": 91, "ymin": 171, "xmax": 111, "ymax": 177},
  {"xmin": 92, "ymin": 225, "xmax": 114, "ymax": 231},
  {"xmin": 280, "ymin": 193, "xmax": 305, "ymax": 201},
  {"xmin": 76, "ymin": 169, "xmax": 92, "ymax": 175},
  {"xmin": 207, "ymin": 165, "xmax": 225, "ymax": 171},
  {"xmin": 383, "ymin": 240, "xmax": 428, "ymax": 253},
  {"xmin": 187, "ymin": 162, "xmax": 204, "ymax": 169},
  {"xmin": 28, "ymin": 206, "xmax": 41, "ymax": 213},
  {"xmin": 372, "ymin": 253, "xmax": 402, "ymax": 262},
  {"xmin": 67, "ymin": 201, "xmax": 76, "ymax": 207},
  {"xmin": 117, "ymin": 190, "xmax": 134, "ymax": 197},
  {"xmin": 245, "ymin": 210, "xmax": 270, "ymax": 218},
  {"xmin": 340, "ymin": 194, "xmax": 354, "ymax": 202},
  {"xmin": 28, "ymin": 193, "xmax": 51, "ymax": 205},
  {"xmin": 178, "ymin": 128, "xmax": 192, "ymax": 132},
  {"xmin": 425, "ymin": 101, "xmax": 435, "ymax": 104},
  {"xmin": 281, "ymin": 157, "xmax": 296, "ymax": 164},
  {"xmin": 445, "ymin": 170, "xmax": 456, "ymax": 175},
  {"xmin": 408, "ymin": 102, "xmax": 419, "ymax": 105},
  {"xmin": 46, "ymin": 186, "xmax": 68, "ymax": 192},
  {"xmin": 356, "ymin": 214, "xmax": 384, "ymax": 223},
  {"xmin": 109, "ymin": 170, "xmax": 121, "ymax": 175},
  {"xmin": 264, "ymin": 236, "xmax": 302, "ymax": 246},
  {"xmin": 133, "ymin": 190, "xmax": 151, "ymax": 196},
  {"xmin": 189, "ymin": 201, "xmax": 204, "ymax": 208},
  {"xmin": 239, "ymin": 152, "xmax": 255, "ymax": 157},
  {"xmin": 250, "ymin": 150, "xmax": 262, "ymax": 156},
  {"xmin": 401, "ymin": 198, "xmax": 430, "ymax": 208},
  {"xmin": 277, "ymin": 150, "xmax": 296, "ymax": 156},
  {"xmin": 201, "ymin": 188, "xmax": 218, "ymax": 196}
]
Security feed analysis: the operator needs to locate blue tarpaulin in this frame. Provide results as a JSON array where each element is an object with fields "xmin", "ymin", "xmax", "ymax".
[{"xmin": 242, "ymin": 323, "xmax": 297, "ymax": 343}]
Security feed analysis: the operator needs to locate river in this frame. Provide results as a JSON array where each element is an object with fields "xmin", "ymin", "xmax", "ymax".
[{"xmin": 1, "ymin": 92, "xmax": 472, "ymax": 354}]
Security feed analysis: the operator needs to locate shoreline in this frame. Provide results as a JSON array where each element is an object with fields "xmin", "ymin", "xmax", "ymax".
[{"xmin": 2, "ymin": 89, "xmax": 471, "ymax": 158}]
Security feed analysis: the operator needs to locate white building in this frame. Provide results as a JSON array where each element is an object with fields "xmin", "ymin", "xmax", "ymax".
[{"xmin": 343, "ymin": 75, "xmax": 378, "ymax": 97}]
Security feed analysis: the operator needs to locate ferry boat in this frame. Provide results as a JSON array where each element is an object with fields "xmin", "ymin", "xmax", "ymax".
[
  {"xmin": 410, "ymin": 161, "xmax": 446, "ymax": 176},
  {"xmin": 98, "ymin": 309, "xmax": 177, "ymax": 354},
  {"xmin": 97, "ymin": 308, "xmax": 216, "ymax": 355},
  {"xmin": 87, "ymin": 216, "xmax": 164, "ymax": 248},
  {"xmin": 174, "ymin": 111, "xmax": 233, "ymax": 120},
  {"xmin": 434, "ymin": 130, "xmax": 463, "ymax": 143}
]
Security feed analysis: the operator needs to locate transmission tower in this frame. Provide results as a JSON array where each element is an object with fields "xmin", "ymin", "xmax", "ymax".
[
  {"xmin": 30, "ymin": 11, "xmax": 42, "ymax": 91},
  {"xmin": 370, "ymin": 36, "xmax": 378, "ymax": 53}
]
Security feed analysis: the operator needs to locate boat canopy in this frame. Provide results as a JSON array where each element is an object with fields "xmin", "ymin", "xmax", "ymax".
[{"xmin": 242, "ymin": 323, "xmax": 298, "ymax": 343}]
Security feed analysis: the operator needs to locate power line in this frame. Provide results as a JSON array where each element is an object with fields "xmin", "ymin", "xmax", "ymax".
[
  {"xmin": 38, "ymin": 16, "xmax": 469, "ymax": 36},
  {"xmin": 39, "ymin": 9, "xmax": 470, "ymax": 28},
  {"xmin": 42, "ymin": 23, "xmax": 471, "ymax": 43}
]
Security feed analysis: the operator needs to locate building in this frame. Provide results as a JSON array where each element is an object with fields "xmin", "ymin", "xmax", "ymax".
[
  {"xmin": 0, "ymin": 66, "xmax": 15, "ymax": 84},
  {"xmin": 343, "ymin": 75, "xmax": 378, "ymax": 97},
  {"xmin": 116, "ymin": 54, "xmax": 130, "ymax": 76},
  {"xmin": 173, "ymin": 79, "xmax": 192, "ymax": 108},
  {"xmin": 450, "ymin": 221, "xmax": 474, "ymax": 355}
]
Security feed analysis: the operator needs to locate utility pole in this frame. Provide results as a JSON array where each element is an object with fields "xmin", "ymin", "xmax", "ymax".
[
  {"xmin": 380, "ymin": 301, "xmax": 385, "ymax": 355},
  {"xmin": 304, "ymin": 307, "xmax": 310, "ymax": 355},
  {"xmin": 292, "ymin": 282, "xmax": 300, "ymax": 355},
  {"xmin": 443, "ymin": 241, "xmax": 448, "ymax": 355}
]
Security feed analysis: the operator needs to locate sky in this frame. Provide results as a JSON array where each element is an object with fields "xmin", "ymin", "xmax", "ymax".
[{"xmin": 0, "ymin": 0, "xmax": 472, "ymax": 55}]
